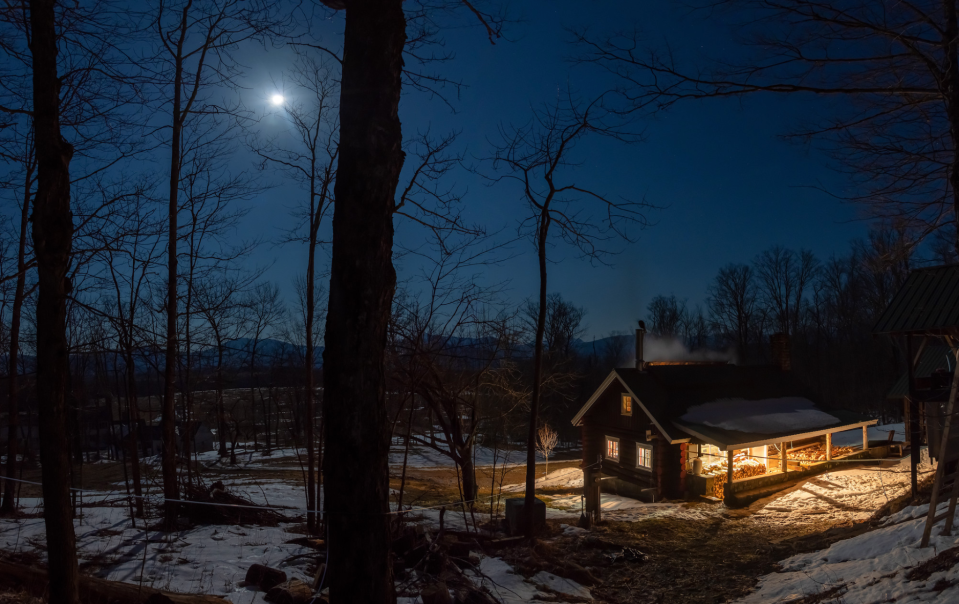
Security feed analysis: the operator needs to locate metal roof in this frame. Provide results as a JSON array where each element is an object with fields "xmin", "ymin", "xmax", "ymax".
[{"xmin": 873, "ymin": 264, "xmax": 959, "ymax": 335}]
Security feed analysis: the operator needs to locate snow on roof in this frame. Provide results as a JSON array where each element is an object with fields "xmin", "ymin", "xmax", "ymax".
[{"xmin": 679, "ymin": 396, "xmax": 841, "ymax": 434}]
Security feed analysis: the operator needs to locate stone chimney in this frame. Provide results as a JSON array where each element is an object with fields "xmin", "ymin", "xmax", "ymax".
[
  {"xmin": 770, "ymin": 332, "xmax": 791, "ymax": 371},
  {"xmin": 636, "ymin": 321, "xmax": 647, "ymax": 371}
]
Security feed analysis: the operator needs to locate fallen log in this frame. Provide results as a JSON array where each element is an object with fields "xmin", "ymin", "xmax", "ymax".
[{"xmin": 0, "ymin": 561, "xmax": 226, "ymax": 604}]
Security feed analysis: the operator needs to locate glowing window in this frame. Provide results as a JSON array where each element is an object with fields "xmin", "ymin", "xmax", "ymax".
[
  {"xmin": 605, "ymin": 436, "xmax": 620, "ymax": 462},
  {"xmin": 637, "ymin": 443, "xmax": 653, "ymax": 470},
  {"xmin": 621, "ymin": 394, "xmax": 632, "ymax": 416}
]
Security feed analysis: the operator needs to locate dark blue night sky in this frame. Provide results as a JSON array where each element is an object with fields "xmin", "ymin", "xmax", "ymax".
[{"xmin": 240, "ymin": 1, "xmax": 866, "ymax": 338}]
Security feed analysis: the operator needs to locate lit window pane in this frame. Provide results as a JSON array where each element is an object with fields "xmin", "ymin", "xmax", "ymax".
[
  {"xmin": 606, "ymin": 437, "xmax": 619, "ymax": 460},
  {"xmin": 637, "ymin": 444, "xmax": 652, "ymax": 469}
]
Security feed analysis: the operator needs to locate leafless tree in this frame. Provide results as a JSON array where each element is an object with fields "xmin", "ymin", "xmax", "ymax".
[
  {"xmin": 251, "ymin": 51, "xmax": 338, "ymax": 534},
  {"xmin": 646, "ymin": 294, "xmax": 688, "ymax": 339},
  {"xmin": 392, "ymin": 226, "xmax": 508, "ymax": 515},
  {"xmin": 708, "ymin": 263, "xmax": 758, "ymax": 364},
  {"xmin": 755, "ymin": 246, "xmax": 820, "ymax": 336},
  {"xmin": 192, "ymin": 269, "xmax": 260, "ymax": 457},
  {"xmin": 572, "ymin": 1, "xmax": 959, "ymax": 255},
  {"xmin": 535, "ymin": 422, "xmax": 558, "ymax": 477},
  {"xmin": 0, "ymin": 128, "xmax": 35, "ymax": 514},
  {"xmin": 95, "ymin": 189, "xmax": 165, "ymax": 517},
  {"xmin": 146, "ymin": 0, "xmax": 288, "ymax": 527},
  {"xmin": 488, "ymin": 94, "xmax": 651, "ymax": 538},
  {"xmin": 240, "ymin": 282, "xmax": 284, "ymax": 455}
]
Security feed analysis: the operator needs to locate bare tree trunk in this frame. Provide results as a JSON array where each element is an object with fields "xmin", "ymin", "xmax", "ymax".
[
  {"xmin": 3, "ymin": 159, "xmax": 33, "ymax": 514},
  {"xmin": 30, "ymin": 0, "xmax": 80, "ymax": 599},
  {"xmin": 525, "ymin": 213, "xmax": 548, "ymax": 539},
  {"xmin": 305, "ymin": 238, "xmax": 317, "ymax": 533},
  {"xmin": 124, "ymin": 350, "xmax": 144, "ymax": 517},
  {"xmin": 322, "ymin": 0, "xmax": 405, "ymax": 600},
  {"xmin": 161, "ymin": 17, "xmax": 189, "ymax": 527},
  {"xmin": 395, "ymin": 395, "xmax": 415, "ymax": 515},
  {"xmin": 461, "ymin": 454, "xmax": 477, "ymax": 508},
  {"xmin": 216, "ymin": 342, "xmax": 227, "ymax": 456}
]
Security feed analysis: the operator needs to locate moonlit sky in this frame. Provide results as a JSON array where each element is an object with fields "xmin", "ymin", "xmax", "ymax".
[{"xmin": 238, "ymin": 1, "xmax": 865, "ymax": 339}]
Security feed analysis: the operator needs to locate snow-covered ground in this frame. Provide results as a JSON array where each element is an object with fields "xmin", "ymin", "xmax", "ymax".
[
  {"xmin": 752, "ymin": 447, "xmax": 932, "ymax": 527},
  {"xmin": 500, "ymin": 467, "xmax": 584, "ymax": 493},
  {"xmin": 396, "ymin": 552, "xmax": 594, "ymax": 604},
  {"xmin": 738, "ymin": 501, "xmax": 959, "ymax": 603},
  {"xmin": 0, "ymin": 472, "xmax": 595, "ymax": 604},
  {"xmin": 0, "ymin": 489, "xmax": 315, "ymax": 602},
  {"xmin": 0, "ymin": 423, "xmax": 923, "ymax": 602}
]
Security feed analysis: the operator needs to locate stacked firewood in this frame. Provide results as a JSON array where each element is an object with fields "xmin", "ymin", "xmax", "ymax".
[
  {"xmin": 700, "ymin": 454, "xmax": 767, "ymax": 500},
  {"xmin": 790, "ymin": 444, "xmax": 855, "ymax": 465}
]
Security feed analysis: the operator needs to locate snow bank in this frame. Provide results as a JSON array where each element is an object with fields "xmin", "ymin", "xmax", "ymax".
[
  {"xmin": 680, "ymin": 397, "xmax": 840, "ymax": 434},
  {"xmin": 737, "ymin": 500, "xmax": 959, "ymax": 603}
]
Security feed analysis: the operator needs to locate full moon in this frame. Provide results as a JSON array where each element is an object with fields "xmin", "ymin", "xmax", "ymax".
[{"xmin": 270, "ymin": 94, "xmax": 284, "ymax": 106}]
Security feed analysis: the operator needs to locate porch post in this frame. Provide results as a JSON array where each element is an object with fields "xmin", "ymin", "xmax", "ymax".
[
  {"xmin": 863, "ymin": 425, "xmax": 869, "ymax": 452},
  {"xmin": 594, "ymin": 474, "xmax": 602, "ymax": 523},
  {"xmin": 726, "ymin": 448, "xmax": 734, "ymax": 484},
  {"xmin": 780, "ymin": 442, "xmax": 787, "ymax": 474},
  {"xmin": 826, "ymin": 432, "xmax": 832, "ymax": 461}
]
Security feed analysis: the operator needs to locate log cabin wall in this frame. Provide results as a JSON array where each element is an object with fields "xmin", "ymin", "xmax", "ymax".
[{"xmin": 582, "ymin": 380, "xmax": 661, "ymax": 495}]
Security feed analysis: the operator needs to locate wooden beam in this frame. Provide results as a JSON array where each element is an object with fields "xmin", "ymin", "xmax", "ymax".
[
  {"xmin": 826, "ymin": 433, "xmax": 832, "ymax": 461},
  {"xmin": 727, "ymin": 448, "xmax": 734, "ymax": 484},
  {"xmin": 780, "ymin": 442, "xmax": 787, "ymax": 474},
  {"xmin": 863, "ymin": 425, "xmax": 869, "ymax": 452}
]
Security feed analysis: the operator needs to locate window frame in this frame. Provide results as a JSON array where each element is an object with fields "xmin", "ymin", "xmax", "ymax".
[
  {"xmin": 620, "ymin": 393, "xmax": 632, "ymax": 416},
  {"xmin": 636, "ymin": 442, "xmax": 653, "ymax": 471},
  {"xmin": 605, "ymin": 435, "xmax": 620, "ymax": 463}
]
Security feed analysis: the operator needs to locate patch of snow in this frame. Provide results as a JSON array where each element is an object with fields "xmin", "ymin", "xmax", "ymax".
[
  {"xmin": 469, "ymin": 556, "xmax": 591, "ymax": 604},
  {"xmin": 501, "ymin": 467, "xmax": 584, "ymax": 493},
  {"xmin": 547, "ymin": 493, "xmax": 720, "ymax": 523},
  {"xmin": 560, "ymin": 524, "xmax": 587, "ymax": 536},
  {"xmin": 531, "ymin": 571, "xmax": 593, "ymax": 600},
  {"xmin": 680, "ymin": 397, "xmax": 840, "ymax": 434},
  {"xmin": 736, "ymin": 500, "xmax": 959, "ymax": 603},
  {"xmin": 751, "ymin": 449, "xmax": 934, "ymax": 526}
]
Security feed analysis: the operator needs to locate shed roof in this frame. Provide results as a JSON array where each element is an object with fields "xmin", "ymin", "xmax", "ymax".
[
  {"xmin": 873, "ymin": 264, "xmax": 959, "ymax": 335},
  {"xmin": 572, "ymin": 364, "xmax": 876, "ymax": 450}
]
